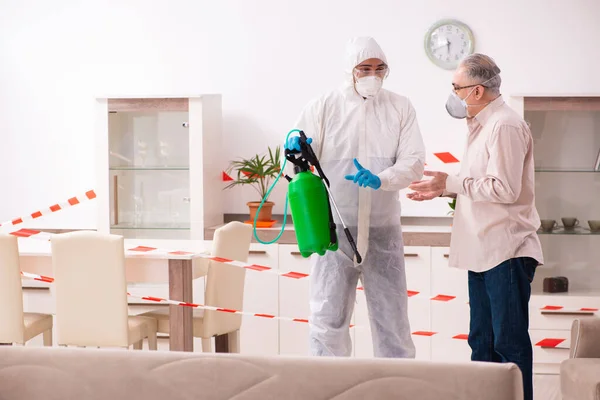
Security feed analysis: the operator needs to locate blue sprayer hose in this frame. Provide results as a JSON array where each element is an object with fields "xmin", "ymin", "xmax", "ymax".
[{"xmin": 252, "ymin": 129, "xmax": 301, "ymax": 244}]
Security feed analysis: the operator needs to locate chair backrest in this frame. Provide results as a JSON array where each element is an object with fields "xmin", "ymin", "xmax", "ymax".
[
  {"xmin": 51, "ymin": 231, "xmax": 129, "ymax": 347},
  {"xmin": 0, "ymin": 234, "xmax": 25, "ymax": 343},
  {"xmin": 202, "ymin": 222, "xmax": 252, "ymax": 337}
]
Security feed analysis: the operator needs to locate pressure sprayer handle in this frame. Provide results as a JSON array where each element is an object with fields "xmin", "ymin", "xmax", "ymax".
[{"xmin": 344, "ymin": 228, "xmax": 362, "ymax": 264}]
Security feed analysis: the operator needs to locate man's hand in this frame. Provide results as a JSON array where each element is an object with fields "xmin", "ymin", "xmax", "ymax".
[
  {"xmin": 408, "ymin": 171, "xmax": 448, "ymax": 193},
  {"xmin": 406, "ymin": 190, "xmax": 443, "ymax": 201},
  {"xmin": 345, "ymin": 158, "xmax": 381, "ymax": 190}
]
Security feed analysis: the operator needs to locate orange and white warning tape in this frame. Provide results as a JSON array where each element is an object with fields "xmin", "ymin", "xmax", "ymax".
[
  {"xmin": 21, "ymin": 271, "xmax": 54, "ymax": 283},
  {"xmin": 16, "ymin": 274, "xmax": 573, "ymax": 345},
  {"xmin": 0, "ymin": 190, "xmax": 96, "ymax": 233},
  {"xmin": 18, "ymin": 272, "xmax": 348, "ymax": 327},
  {"xmin": 127, "ymin": 246, "xmax": 311, "ymax": 280},
  {"xmin": 409, "ymin": 332, "xmax": 569, "ymax": 348},
  {"xmin": 125, "ymin": 293, "xmax": 334, "ymax": 326},
  {"xmin": 15, "ymin": 248, "xmax": 600, "ymax": 313}
]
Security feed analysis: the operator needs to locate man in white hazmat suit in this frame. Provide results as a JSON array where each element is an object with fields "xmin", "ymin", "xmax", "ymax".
[{"xmin": 286, "ymin": 37, "xmax": 426, "ymax": 357}]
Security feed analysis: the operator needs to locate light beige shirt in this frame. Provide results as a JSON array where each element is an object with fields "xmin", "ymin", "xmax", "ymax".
[{"xmin": 445, "ymin": 95, "xmax": 544, "ymax": 273}]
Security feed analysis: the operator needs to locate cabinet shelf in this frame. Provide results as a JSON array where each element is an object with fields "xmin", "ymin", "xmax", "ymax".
[
  {"xmin": 111, "ymin": 223, "xmax": 191, "ymax": 231},
  {"xmin": 109, "ymin": 166, "xmax": 189, "ymax": 171},
  {"xmin": 535, "ymin": 168, "xmax": 600, "ymax": 173},
  {"xmin": 538, "ymin": 229, "xmax": 600, "ymax": 235}
]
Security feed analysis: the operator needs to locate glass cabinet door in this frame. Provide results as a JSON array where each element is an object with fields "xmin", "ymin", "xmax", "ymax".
[{"xmin": 108, "ymin": 107, "xmax": 191, "ymax": 239}]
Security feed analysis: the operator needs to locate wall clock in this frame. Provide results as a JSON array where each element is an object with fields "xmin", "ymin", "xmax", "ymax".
[{"xmin": 424, "ymin": 19, "xmax": 475, "ymax": 70}]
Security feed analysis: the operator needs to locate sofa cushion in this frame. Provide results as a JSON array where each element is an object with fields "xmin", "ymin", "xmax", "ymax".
[
  {"xmin": 561, "ymin": 358, "xmax": 600, "ymax": 400},
  {"xmin": 0, "ymin": 346, "xmax": 523, "ymax": 400}
]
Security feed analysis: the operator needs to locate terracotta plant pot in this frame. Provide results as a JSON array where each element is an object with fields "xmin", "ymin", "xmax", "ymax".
[{"xmin": 247, "ymin": 201, "xmax": 274, "ymax": 222}]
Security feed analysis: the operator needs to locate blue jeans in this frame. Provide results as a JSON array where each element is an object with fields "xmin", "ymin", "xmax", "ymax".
[{"xmin": 468, "ymin": 257, "xmax": 537, "ymax": 400}]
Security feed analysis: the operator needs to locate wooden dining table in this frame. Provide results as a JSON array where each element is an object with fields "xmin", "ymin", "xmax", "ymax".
[{"xmin": 17, "ymin": 237, "xmax": 209, "ymax": 352}]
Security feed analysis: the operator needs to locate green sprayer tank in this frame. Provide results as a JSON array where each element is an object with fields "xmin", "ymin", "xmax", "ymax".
[{"xmin": 288, "ymin": 171, "xmax": 338, "ymax": 258}]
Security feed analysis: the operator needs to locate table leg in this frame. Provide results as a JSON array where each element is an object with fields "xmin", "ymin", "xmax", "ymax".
[{"xmin": 168, "ymin": 259, "xmax": 193, "ymax": 352}]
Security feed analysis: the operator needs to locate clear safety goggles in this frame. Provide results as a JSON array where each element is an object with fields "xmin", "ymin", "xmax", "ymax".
[{"xmin": 354, "ymin": 65, "xmax": 389, "ymax": 79}]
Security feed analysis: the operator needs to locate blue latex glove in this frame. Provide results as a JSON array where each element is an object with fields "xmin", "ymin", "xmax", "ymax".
[
  {"xmin": 285, "ymin": 135, "xmax": 312, "ymax": 152},
  {"xmin": 345, "ymin": 158, "xmax": 381, "ymax": 190}
]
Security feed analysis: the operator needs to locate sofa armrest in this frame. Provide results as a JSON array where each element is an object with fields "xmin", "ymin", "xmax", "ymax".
[{"xmin": 570, "ymin": 318, "xmax": 600, "ymax": 358}]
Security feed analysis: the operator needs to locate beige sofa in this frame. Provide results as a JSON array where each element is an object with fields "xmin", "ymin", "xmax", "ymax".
[
  {"xmin": 0, "ymin": 346, "xmax": 522, "ymax": 400},
  {"xmin": 561, "ymin": 318, "xmax": 600, "ymax": 400}
]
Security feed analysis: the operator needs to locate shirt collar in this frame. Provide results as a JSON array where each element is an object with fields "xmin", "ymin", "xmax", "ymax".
[{"xmin": 471, "ymin": 95, "xmax": 505, "ymax": 127}]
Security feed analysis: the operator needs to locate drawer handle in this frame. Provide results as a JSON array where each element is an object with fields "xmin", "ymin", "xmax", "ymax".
[
  {"xmin": 541, "ymin": 310, "xmax": 595, "ymax": 316},
  {"xmin": 404, "ymin": 253, "xmax": 419, "ymax": 258},
  {"xmin": 443, "ymin": 254, "xmax": 449, "ymax": 258},
  {"xmin": 291, "ymin": 251, "xmax": 302, "ymax": 256},
  {"xmin": 249, "ymin": 250, "xmax": 267, "ymax": 255},
  {"xmin": 22, "ymin": 286, "xmax": 50, "ymax": 291}
]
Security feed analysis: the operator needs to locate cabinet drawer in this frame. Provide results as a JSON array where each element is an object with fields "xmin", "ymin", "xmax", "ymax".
[
  {"xmin": 241, "ymin": 243, "xmax": 279, "ymax": 356},
  {"xmin": 431, "ymin": 247, "xmax": 468, "ymax": 301},
  {"xmin": 531, "ymin": 329, "xmax": 570, "ymax": 364},
  {"xmin": 431, "ymin": 333, "xmax": 471, "ymax": 362},
  {"xmin": 431, "ymin": 298, "xmax": 470, "ymax": 334},
  {"xmin": 22, "ymin": 283, "xmax": 55, "ymax": 315},
  {"xmin": 404, "ymin": 246, "xmax": 431, "ymax": 297},
  {"xmin": 529, "ymin": 295, "xmax": 600, "ymax": 330},
  {"xmin": 278, "ymin": 244, "xmax": 313, "ymax": 356}
]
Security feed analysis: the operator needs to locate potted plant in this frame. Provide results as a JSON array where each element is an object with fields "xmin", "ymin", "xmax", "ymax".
[
  {"xmin": 225, "ymin": 146, "xmax": 282, "ymax": 222},
  {"xmin": 448, "ymin": 197, "xmax": 456, "ymax": 217}
]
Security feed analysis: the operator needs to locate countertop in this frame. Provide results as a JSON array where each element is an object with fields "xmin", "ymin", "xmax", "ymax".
[{"xmin": 205, "ymin": 216, "xmax": 452, "ymax": 247}]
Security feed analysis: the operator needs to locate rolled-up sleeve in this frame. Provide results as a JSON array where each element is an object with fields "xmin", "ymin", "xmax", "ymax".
[
  {"xmin": 446, "ymin": 123, "xmax": 529, "ymax": 203},
  {"xmin": 378, "ymin": 101, "xmax": 426, "ymax": 191}
]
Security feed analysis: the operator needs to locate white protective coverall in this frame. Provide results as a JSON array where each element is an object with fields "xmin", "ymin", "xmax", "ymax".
[{"xmin": 294, "ymin": 37, "xmax": 426, "ymax": 357}]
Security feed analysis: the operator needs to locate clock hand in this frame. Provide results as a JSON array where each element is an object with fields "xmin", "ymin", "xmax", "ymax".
[{"xmin": 432, "ymin": 39, "xmax": 449, "ymax": 50}]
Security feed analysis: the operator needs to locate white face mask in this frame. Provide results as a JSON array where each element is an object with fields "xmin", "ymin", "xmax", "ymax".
[{"xmin": 355, "ymin": 76, "xmax": 383, "ymax": 98}]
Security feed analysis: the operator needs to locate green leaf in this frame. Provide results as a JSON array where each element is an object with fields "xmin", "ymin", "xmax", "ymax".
[
  {"xmin": 448, "ymin": 197, "xmax": 456, "ymax": 211},
  {"xmin": 224, "ymin": 145, "xmax": 283, "ymax": 201}
]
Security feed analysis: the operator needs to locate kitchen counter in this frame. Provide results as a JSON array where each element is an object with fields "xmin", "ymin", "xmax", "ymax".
[{"xmin": 205, "ymin": 216, "xmax": 452, "ymax": 247}]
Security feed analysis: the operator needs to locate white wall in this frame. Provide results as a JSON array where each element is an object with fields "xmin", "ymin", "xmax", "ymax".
[{"xmin": 1, "ymin": 0, "xmax": 599, "ymax": 228}]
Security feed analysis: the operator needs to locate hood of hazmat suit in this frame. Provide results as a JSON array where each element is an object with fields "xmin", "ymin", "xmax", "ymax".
[{"xmin": 293, "ymin": 37, "xmax": 426, "ymax": 358}]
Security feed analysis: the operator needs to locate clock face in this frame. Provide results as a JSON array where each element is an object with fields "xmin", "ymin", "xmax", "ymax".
[{"xmin": 424, "ymin": 19, "xmax": 475, "ymax": 70}]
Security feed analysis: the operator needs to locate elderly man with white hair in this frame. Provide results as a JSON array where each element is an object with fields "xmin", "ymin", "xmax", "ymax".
[{"xmin": 408, "ymin": 53, "xmax": 543, "ymax": 400}]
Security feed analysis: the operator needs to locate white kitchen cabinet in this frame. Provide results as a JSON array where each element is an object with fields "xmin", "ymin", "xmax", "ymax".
[
  {"xmin": 95, "ymin": 96, "xmax": 224, "ymax": 240},
  {"xmin": 531, "ymin": 328, "xmax": 571, "ymax": 375},
  {"xmin": 278, "ymin": 244, "xmax": 313, "ymax": 356},
  {"xmin": 21, "ymin": 282, "xmax": 54, "ymax": 315},
  {"xmin": 513, "ymin": 95, "xmax": 600, "ymax": 386},
  {"xmin": 239, "ymin": 243, "xmax": 280, "ymax": 356},
  {"xmin": 430, "ymin": 246, "xmax": 471, "ymax": 361},
  {"xmin": 355, "ymin": 246, "xmax": 431, "ymax": 360},
  {"xmin": 529, "ymin": 294, "xmax": 600, "ymax": 331}
]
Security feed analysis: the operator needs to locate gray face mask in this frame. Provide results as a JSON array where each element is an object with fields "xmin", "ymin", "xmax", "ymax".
[
  {"xmin": 445, "ymin": 75, "xmax": 498, "ymax": 119},
  {"xmin": 445, "ymin": 88, "xmax": 476, "ymax": 119}
]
